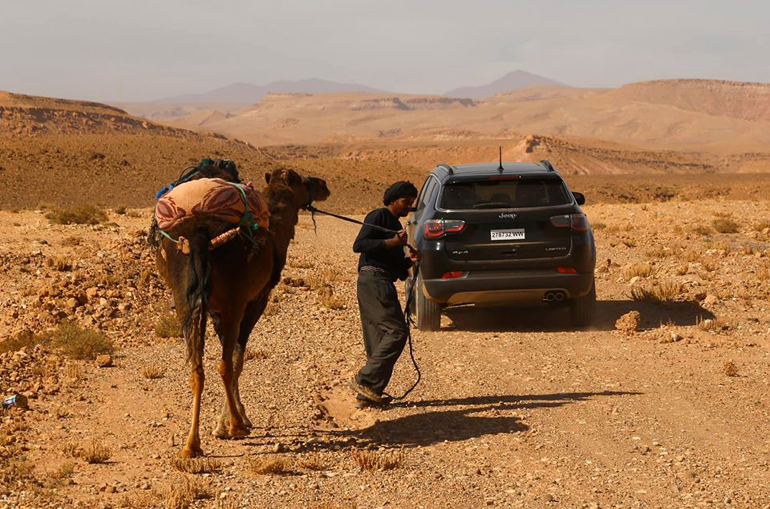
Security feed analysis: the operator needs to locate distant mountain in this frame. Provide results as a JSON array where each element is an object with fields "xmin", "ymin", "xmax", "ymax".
[
  {"xmin": 445, "ymin": 70, "xmax": 568, "ymax": 99},
  {"xmin": 155, "ymin": 78, "xmax": 382, "ymax": 103}
]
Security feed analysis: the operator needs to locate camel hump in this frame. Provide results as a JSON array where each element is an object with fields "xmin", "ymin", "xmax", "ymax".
[{"xmin": 155, "ymin": 178, "xmax": 269, "ymax": 236}]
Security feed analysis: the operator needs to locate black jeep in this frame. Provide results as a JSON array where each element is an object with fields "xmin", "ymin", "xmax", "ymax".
[{"xmin": 406, "ymin": 160, "xmax": 596, "ymax": 331}]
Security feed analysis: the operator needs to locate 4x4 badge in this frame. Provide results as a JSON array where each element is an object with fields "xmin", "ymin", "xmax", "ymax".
[{"xmin": 499, "ymin": 212, "xmax": 517, "ymax": 219}]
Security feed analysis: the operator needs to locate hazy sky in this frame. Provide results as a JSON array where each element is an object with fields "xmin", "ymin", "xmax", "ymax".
[{"xmin": 3, "ymin": 0, "xmax": 769, "ymax": 102}]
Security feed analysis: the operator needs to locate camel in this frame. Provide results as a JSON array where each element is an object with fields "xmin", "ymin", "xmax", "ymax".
[{"xmin": 154, "ymin": 166, "xmax": 330, "ymax": 457}]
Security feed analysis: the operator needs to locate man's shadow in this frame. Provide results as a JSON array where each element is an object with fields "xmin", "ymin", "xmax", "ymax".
[
  {"xmin": 292, "ymin": 390, "xmax": 639, "ymax": 450},
  {"xmin": 444, "ymin": 300, "xmax": 714, "ymax": 332}
]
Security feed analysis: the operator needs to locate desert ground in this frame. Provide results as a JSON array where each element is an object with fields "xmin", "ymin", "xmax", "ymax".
[
  {"xmin": 2, "ymin": 84, "xmax": 770, "ymax": 508},
  {"xmin": 1, "ymin": 193, "xmax": 770, "ymax": 508}
]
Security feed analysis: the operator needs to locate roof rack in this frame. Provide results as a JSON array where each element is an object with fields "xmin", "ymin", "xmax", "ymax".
[
  {"xmin": 437, "ymin": 163, "xmax": 454, "ymax": 175},
  {"xmin": 539, "ymin": 159, "xmax": 556, "ymax": 172}
]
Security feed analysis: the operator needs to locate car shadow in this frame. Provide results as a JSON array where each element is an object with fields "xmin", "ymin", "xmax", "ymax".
[{"xmin": 443, "ymin": 299, "xmax": 715, "ymax": 333}]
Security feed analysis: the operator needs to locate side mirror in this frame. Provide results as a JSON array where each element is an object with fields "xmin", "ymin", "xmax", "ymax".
[{"xmin": 572, "ymin": 192, "xmax": 586, "ymax": 205}]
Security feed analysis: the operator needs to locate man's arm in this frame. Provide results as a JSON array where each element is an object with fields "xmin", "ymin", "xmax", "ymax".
[{"xmin": 353, "ymin": 210, "xmax": 405, "ymax": 253}]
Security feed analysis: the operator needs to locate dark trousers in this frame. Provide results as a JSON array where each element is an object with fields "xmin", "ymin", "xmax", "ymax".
[{"xmin": 355, "ymin": 270, "xmax": 408, "ymax": 395}]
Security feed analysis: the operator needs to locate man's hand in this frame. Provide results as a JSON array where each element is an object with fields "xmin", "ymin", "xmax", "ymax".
[
  {"xmin": 385, "ymin": 230, "xmax": 408, "ymax": 248},
  {"xmin": 408, "ymin": 246, "xmax": 423, "ymax": 263}
]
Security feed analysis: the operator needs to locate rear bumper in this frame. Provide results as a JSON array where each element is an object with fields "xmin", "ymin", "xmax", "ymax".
[{"xmin": 422, "ymin": 270, "xmax": 594, "ymax": 305}]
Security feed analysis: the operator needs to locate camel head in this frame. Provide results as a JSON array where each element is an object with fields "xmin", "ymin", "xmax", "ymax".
[{"xmin": 264, "ymin": 168, "xmax": 330, "ymax": 209}]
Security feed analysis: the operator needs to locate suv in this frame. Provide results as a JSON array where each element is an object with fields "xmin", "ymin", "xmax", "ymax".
[{"xmin": 406, "ymin": 160, "xmax": 596, "ymax": 331}]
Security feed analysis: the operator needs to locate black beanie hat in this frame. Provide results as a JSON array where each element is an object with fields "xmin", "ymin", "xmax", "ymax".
[{"xmin": 383, "ymin": 181, "xmax": 418, "ymax": 206}]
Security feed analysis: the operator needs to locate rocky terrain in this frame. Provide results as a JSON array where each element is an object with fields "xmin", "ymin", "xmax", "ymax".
[{"xmin": 1, "ymin": 191, "xmax": 769, "ymax": 508}]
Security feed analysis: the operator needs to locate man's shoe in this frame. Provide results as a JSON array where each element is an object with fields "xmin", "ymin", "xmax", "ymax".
[
  {"xmin": 354, "ymin": 395, "xmax": 392, "ymax": 409},
  {"xmin": 348, "ymin": 377, "xmax": 383, "ymax": 404}
]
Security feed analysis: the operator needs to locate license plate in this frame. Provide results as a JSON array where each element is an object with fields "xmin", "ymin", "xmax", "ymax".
[{"xmin": 490, "ymin": 228, "xmax": 525, "ymax": 241}]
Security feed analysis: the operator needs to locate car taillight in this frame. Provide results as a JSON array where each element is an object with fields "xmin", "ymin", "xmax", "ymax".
[
  {"xmin": 424, "ymin": 219, "xmax": 466, "ymax": 239},
  {"xmin": 556, "ymin": 266, "xmax": 577, "ymax": 274},
  {"xmin": 441, "ymin": 271, "xmax": 464, "ymax": 279},
  {"xmin": 550, "ymin": 214, "xmax": 589, "ymax": 232}
]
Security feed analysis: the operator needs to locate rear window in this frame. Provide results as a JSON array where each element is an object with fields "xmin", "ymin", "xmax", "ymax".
[{"xmin": 439, "ymin": 178, "xmax": 571, "ymax": 209}]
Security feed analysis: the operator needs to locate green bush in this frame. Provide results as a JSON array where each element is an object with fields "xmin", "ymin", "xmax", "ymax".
[{"xmin": 52, "ymin": 322, "xmax": 114, "ymax": 360}]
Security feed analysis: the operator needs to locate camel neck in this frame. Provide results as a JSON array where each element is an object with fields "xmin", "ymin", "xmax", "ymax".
[{"xmin": 265, "ymin": 186, "xmax": 299, "ymax": 266}]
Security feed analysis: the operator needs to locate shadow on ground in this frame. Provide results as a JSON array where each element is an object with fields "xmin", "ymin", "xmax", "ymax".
[
  {"xmin": 444, "ymin": 300, "xmax": 715, "ymax": 333},
  {"xmin": 274, "ymin": 390, "xmax": 640, "ymax": 451}
]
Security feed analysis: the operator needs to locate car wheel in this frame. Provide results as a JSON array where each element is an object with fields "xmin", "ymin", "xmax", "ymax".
[
  {"xmin": 415, "ymin": 273, "xmax": 441, "ymax": 331},
  {"xmin": 569, "ymin": 279, "xmax": 596, "ymax": 327}
]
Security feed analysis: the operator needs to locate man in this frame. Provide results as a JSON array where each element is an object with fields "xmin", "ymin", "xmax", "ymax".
[{"xmin": 349, "ymin": 181, "xmax": 422, "ymax": 407}]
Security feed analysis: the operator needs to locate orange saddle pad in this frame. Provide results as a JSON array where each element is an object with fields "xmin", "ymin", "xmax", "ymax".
[{"xmin": 155, "ymin": 178, "xmax": 269, "ymax": 233}]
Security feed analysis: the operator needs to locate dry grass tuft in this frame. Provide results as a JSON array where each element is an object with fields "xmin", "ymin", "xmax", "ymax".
[
  {"xmin": 46, "ymin": 204, "xmax": 107, "ymax": 225},
  {"xmin": 631, "ymin": 281, "xmax": 683, "ymax": 303},
  {"xmin": 591, "ymin": 221, "xmax": 606, "ymax": 230},
  {"xmin": 52, "ymin": 322, "xmax": 114, "ymax": 360},
  {"xmin": 81, "ymin": 440, "xmax": 111, "ymax": 464},
  {"xmin": 170, "ymin": 457, "xmax": 222, "ymax": 475},
  {"xmin": 248, "ymin": 455, "xmax": 294, "ymax": 475},
  {"xmin": 644, "ymin": 246, "xmax": 670, "ymax": 259},
  {"xmin": 60, "ymin": 442, "xmax": 80, "ymax": 458},
  {"xmin": 723, "ymin": 361, "xmax": 738, "ymax": 377},
  {"xmin": 0, "ymin": 329, "xmax": 48, "ymax": 354},
  {"xmin": 52, "ymin": 461, "xmax": 75, "ymax": 480},
  {"xmin": 318, "ymin": 287, "xmax": 346, "ymax": 310},
  {"xmin": 712, "ymin": 219, "xmax": 739, "ymax": 234},
  {"xmin": 155, "ymin": 314, "xmax": 182, "ymax": 338},
  {"xmin": 114, "ymin": 206, "xmax": 127, "ymax": 215},
  {"xmin": 141, "ymin": 364, "xmax": 165, "ymax": 380},
  {"xmin": 61, "ymin": 235, "xmax": 82, "ymax": 247},
  {"xmin": 701, "ymin": 259, "xmax": 719, "ymax": 272},
  {"xmin": 351, "ymin": 448, "xmax": 404, "ymax": 472},
  {"xmin": 697, "ymin": 317, "xmax": 729, "ymax": 333},
  {"xmin": 164, "ymin": 477, "xmax": 212, "ymax": 509},
  {"xmin": 47, "ymin": 256, "xmax": 73, "ymax": 271},
  {"xmin": 622, "ymin": 262, "xmax": 654, "ymax": 280},
  {"xmin": 296, "ymin": 452, "xmax": 333, "ymax": 471}
]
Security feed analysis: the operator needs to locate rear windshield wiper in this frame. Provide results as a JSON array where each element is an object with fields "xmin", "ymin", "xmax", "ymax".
[{"xmin": 472, "ymin": 202, "xmax": 512, "ymax": 209}]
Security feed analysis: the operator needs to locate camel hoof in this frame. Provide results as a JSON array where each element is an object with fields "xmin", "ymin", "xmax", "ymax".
[
  {"xmin": 229, "ymin": 425, "xmax": 250, "ymax": 439},
  {"xmin": 179, "ymin": 446, "xmax": 204, "ymax": 458},
  {"xmin": 242, "ymin": 417, "xmax": 253, "ymax": 429},
  {"xmin": 213, "ymin": 425, "xmax": 229, "ymax": 439}
]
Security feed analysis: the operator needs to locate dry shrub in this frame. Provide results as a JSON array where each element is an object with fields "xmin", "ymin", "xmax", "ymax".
[
  {"xmin": 701, "ymin": 260, "xmax": 718, "ymax": 272},
  {"xmin": 170, "ymin": 457, "xmax": 221, "ymax": 475},
  {"xmin": 81, "ymin": 440, "xmax": 111, "ymax": 464},
  {"xmin": 61, "ymin": 235, "xmax": 82, "ymax": 247},
  {"xmin": 248, "ymin": 455, "xmax": 293, "ymax": 475},
  {"xmin": 52, "ymin": 322, "xmax": 114, "ymax": 360},
  {"xmin": 51, "ymin": 461, "xmax": 75, "ymax": 483},
  {"xmin": 644, "ymin": 246, "xmax": 670, "ymax": 259},
  {"xmin": 114, "ymin": 206, "xmax": 127, "ymax": 215},
  {"xmin": 351, "ymin": 448, "xmax": 404, "ymax": 472},
  {"xmin": 141, "ymin": 364, "xmax": 165, "ymax": 380},
  {"xmin": 631, "ymin": 281, "xmax": 682, "ymax": 303},
  {"xmin": 0, "ymin": 330, "xmax": 48, "ymax": 354},
  {"xmin": 155, "ymin": 315, "xmax": 182, "ymax": 338},
  {"xmin": 697, "ymin": 317, "xmax": 729, "ymax": 333},
  {"xmin": 742, "ymin": 245, "xmax": 754, "ymax": 256},
  {"xmin": 244, "ymin": 347, "xmax": 268, "ymax": 361},
  {"xmin": 60, "ymin": 442, "xmax": 80, "ymax": 458},
  {"xmin": 318, "ymin": 287, "xmax": 345, "ymax": 310},
  {"xmin": 692, "ymin": 225, "xmax": 712, "ymax": 236},
  {"xmin": 296, "ymin": 452, "xmax": 333, "ymax": 471},
  {"xmin": 65, "ymin": 363, "xmax": 85, "ymax": 385},
  {"xmin": 684, "ymin": 250, "xmax": 702, "ymax": 263},
  {"xmin": 622, "ymin": 262, "xmax": 654, "ymax": 280},
  {"xmin": 591, "ymin": 221, "xmax": 606, "ymax": 230},
  {"xmin": 46, "ymin": 204, "xmax": 107, "ymax": 225},
  {"xmin": 723, "ymin": 361, "xmax": 738, "ymax": 377},
  {"xmin": 164, "ymin": 477, "xmax": 212, "ymax": 509},
  {"xmin": 712, "ymin": 219, "xmax": 739, "ymax": 234},
  {"xmin": 47, "ymin": 256, "xmax": 72, "ymax": 271}
]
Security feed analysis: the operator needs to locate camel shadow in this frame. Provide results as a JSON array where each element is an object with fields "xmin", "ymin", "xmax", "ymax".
[{"xmin": 444, "ymin": 300, "xmax": 715, "ymax": 333}]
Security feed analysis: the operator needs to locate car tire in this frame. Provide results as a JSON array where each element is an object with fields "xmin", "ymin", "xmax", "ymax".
[
  {"xmin": 569, "ymin": 279, "xmax": 596, "ymax": 327},
  {"xmin": 415, "ymin": 273, "xmax": 441, "ymax": 331}
]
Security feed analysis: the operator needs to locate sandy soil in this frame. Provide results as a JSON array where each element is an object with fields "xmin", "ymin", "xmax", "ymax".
[{"xmin": 2, "ymin": 191, "xmax": 770, "ymax": 508}]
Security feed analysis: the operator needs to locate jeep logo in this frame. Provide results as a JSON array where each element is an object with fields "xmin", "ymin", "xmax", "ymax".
[{"xmin": 499, "ymin": 212, "xmax": 517, "ymax": 219}]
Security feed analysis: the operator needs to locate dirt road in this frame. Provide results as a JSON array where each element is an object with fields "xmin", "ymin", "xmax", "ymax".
[{"xmin": 1, "ymin": 198, "xmax": 770, "ymax": 508}]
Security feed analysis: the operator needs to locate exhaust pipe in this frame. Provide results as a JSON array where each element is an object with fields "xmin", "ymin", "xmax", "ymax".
[
  {"xmin": 543, "ymin": 292, "xmax": 556, "ymax": 302},
  {"xmin": 554, "ymin": 292, "xmax": 565, "ymax": 302}
]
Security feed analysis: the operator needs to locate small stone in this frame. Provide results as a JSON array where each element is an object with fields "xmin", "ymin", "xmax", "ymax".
[{"xmin": 96, "ymin": 354, "xmax": 113, "ymax": 368}]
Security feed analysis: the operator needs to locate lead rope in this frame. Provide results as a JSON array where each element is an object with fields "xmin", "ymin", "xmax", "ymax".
[{"xmin": 302, "ymin": 204, "xmax": 422, "ymax": 402}]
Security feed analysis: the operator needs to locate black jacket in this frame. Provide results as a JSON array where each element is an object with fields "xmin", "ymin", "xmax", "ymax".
[{"xmin": 353, "ymin": 208, "xmax": 412, "ymax": 281}]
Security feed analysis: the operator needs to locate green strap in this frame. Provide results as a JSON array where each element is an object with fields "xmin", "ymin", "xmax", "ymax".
[{"xmin": 157, "ymin": 228, "xmax": 179, "ymax": 243}]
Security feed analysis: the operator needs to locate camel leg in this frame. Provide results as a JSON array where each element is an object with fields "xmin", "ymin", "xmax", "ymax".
[
  {"xmin": 180, "ymin": 363, "xmax": 205, "ymax": 457},
  {"xmin": 232, "ymin": 344, "xmax": 252, "ymax": 428},
  {"xmin": 219, "ymin": 322, "xmax": 249, "ymax": 438}
]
